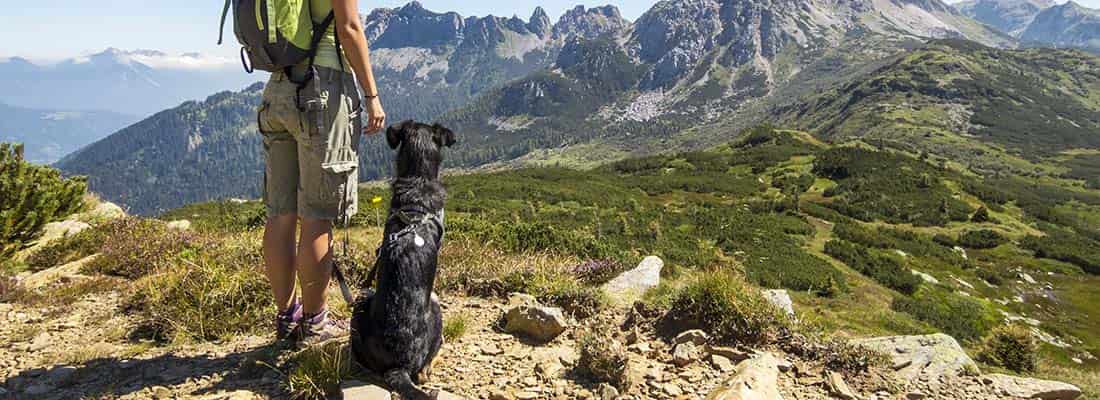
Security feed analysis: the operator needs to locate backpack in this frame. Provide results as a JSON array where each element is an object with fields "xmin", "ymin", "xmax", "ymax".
[{"xmin": 218, "ymin": 0, "xmax": 337, "ymax": 74}]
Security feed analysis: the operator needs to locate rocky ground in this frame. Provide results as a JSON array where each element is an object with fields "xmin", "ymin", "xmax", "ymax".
[
  {"xmin": 0, "ymin": 206, "xmax": 1088, "ymax": 399},
  {"xmin": 2, "ymin": 255, "xmax": 1086, "ymax": 400}
]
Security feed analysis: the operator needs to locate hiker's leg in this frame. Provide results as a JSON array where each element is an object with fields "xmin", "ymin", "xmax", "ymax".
[
  {"xmin": 264, "ymin": 214, "xmax": 298, "ymax": 312},
  {"xmin": 297, "ymin": 218, "xmax": 333, "ymax": 316}
]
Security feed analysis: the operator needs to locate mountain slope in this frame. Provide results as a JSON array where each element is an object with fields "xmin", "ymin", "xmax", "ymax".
[
  {"xmin": 1020, "ymin": 1, "xmax": 1100, "ymax": 52},
  {"xmin": 56, "ymin": 85, "xmax": 264, "ymax": 215},
  {"xmin": 0, "ymin": 103, "xmax": 136, "ymax": 164},
  {"xmin": 363, "ymin": 2, "xmax": 628, "ymax": 123},
  {"xmin": 56, "ymin": 3, "xmax": 630, "ymax": 214},
  {"xmin": 954, "ymin": 0, "xmax": 1053, "ymax": 35},
  {"xmin": 0, "ymin": 49, "xmax": 255, "ymax": 117},
  {"xmin": 775, "ymin": 39, "xmax": 1100, "ymax": 175}
]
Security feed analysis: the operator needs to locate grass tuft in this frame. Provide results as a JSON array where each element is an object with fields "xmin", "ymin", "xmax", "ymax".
[
  {"xmin": 443, "ymin": 313, "xmax": 471, "ymax": 342},
  {"xmin": 977, "ymin": 324, "xmax": 1039, "ymax": 373},
  {"xmin": 664, "ymin": 270, "xmax": 790, "ymax": 345},
  {"xmin": 286, "ymin": 340, "xmax": 354, "ymax": 399},
  {"xmin": 575, "ymin": 327, "xmax": 630, "ymax": 389}
]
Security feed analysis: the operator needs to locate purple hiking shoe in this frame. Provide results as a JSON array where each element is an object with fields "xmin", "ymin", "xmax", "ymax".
[
  {"xmin": 299, "ymin": 309, "xmax": 349, "ymax": 346},
  {"xmin": 276, "ymin": 301, "xmax": 303, "ymax": 341}
]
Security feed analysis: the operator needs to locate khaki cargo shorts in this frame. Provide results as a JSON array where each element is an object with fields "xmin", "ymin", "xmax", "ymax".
[{"xmin": 258, "ymin": 66, "xmax": 361, "ymax": 221}]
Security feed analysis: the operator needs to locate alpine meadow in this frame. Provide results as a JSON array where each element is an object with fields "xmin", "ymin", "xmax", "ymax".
[{"xmin": 3, "ymin": 0, "xmax": 1100, "ymax": 399}]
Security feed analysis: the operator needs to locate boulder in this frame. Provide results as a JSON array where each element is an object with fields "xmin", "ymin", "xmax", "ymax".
[
  {"xmin": 761, "ymin": 289, "xmax": 795, "ymax": 316},
  {"xmin": 339, "ymin": 380, "xmax": 392, "ymax": 399},
  {"xmin": 503, "ymin": 304, "xmax": 568, "ymax": 342},
  {"xmin": 671, "ymin": 342, "xmax": 698, "ymax": 367},
  {"xmin": 705, "ymin": 353, "xmax": 784, "ymax": 400},
  {"xmin": 21, "ymin": 254, "xmax": 98, "ymax": 289},
  {"xmin": 982, "ymin": 374, "xmax": 1082, "ymax": 400},
  {"xmin": 911, "ymin": 269, "xmax": 940, "ymax": 285},
  {"xmin": 166, "ymin": 220, "xmax": 192, "ymax": 231},
  {"xmin": 673, "ymin": 329, "xmax": 709, "ymax": 346},
  {"xmin": 38, "ymin": 220, "xmax": 91, "ymax": 244},
  {"xmin": 851, "ymin": 333, "xmax": 979, "ymax": 381},
  {"xmin": 81, "ymin": 201, "xmax": 126, "ymax": 222},
  {"xmin": 601, "ymin": 256, "xmax": 663, "ymax": 305},
  {"xmin": 826, "ymin": 371, "xmax": 858, "ymax": 400}
]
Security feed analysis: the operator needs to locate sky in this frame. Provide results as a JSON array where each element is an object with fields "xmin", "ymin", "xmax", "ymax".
[{"xmin": 0, "ymin": 0, "xmax": 659, "ymax": 62}]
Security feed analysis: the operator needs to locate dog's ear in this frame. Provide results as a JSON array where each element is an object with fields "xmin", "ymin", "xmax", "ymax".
[
  {"xmin": 386, "ymin": 120, "xmax": 412, "ymax": 149},
  {"xmin": 431, "ymin": 123, "xmax": 456, "ymax": 148}
]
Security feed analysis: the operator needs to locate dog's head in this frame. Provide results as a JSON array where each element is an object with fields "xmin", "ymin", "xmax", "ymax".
[{"xmin": 386, "ymin": 120, "xmax": 456, "ymax": 179}]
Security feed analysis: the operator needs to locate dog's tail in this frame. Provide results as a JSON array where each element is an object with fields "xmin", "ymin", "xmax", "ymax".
[{"xmin": 384, "ymin": 369, "xmax": 436, "ymax": 400}]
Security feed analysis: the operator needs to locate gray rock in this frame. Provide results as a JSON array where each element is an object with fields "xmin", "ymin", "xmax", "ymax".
[
  {"xmin": 710, "ymin": 354, "xmax": 736, "ymax": 372},
  {"xmin": 671, "ymin": 342, "xmax": 698, "ymax": 367},
  {"xmin": 707, "ymin": 345, "xmax": 752, "ymax": 362},
  {"xmin": 601, "ymin": 256, "xmax": 663, "ymax": 305},
  {"xmin": 24, "ymin": 383, "xmax": 56, "ymax": 396},
  {"xmin": 503, "ymin": 304, "xmax": 568, "ymax": 342},
  {"xmin": 983, "ymin": 373, "xmax": 1082, "ymax": 400},
  {"xmin": 761, "ymin": 289, "xmax": 795, "ymax": 316},
  {"xmin": 673, "ymin": 329, "xmax": 709, "ymax": 346},
  {"xmin": 38, "ymin": 220, "xmax": 91, "ymax": 244},
  {"xmin": 597, "ymin": 383, "xmax": 619, "ymax": 400},
  {"xmin": 705, "ymin": 353, "xmax": 783, "ymax": 400},
  {"xmin": 340, "ymin": 380, "xmax": 392, "ymax": 399},
  {"xmin": 911, "ymin": 269, "xmax": 940, "ymax": 285},
  {"xmin": 852, "ymin": 333, "xmax": 979, "ymax": 381},
  {"xmin": 827, "ymin": 371, "xmax": 858, "ymax": 400},
  {"xmin": 166, "ymin": 220, "xmax": 192, "ymax": 231}
]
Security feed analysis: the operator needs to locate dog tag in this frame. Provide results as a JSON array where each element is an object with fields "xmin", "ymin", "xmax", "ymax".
[{"xmin": 414, "ymin": 233, "xmax": 426, "ymax": 247}]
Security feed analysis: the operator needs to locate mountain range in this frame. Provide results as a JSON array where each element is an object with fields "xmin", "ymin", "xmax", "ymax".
[
  {"xmin": 0, "ymin": 49, "xmax": 255, "ymax": 117},
  {"xmin": 54, "ymin": 0, "xmax": 1100, "ymax": 215},
  {"xmin": 0, "ymin": 102, "xmax": 136, "ymax": 164},
  {"xmin": 956, "ymin": 0, "xmax": 1100, "ymax": 51}
]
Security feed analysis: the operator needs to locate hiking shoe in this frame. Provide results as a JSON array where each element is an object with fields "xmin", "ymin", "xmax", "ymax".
[
  {"xmin": 275, "ymin": 301, "xmax": 303, "ymax": 341},
  {"xmin": 299, "ymin": 309, "xmax": 349, "ymax": 346}
]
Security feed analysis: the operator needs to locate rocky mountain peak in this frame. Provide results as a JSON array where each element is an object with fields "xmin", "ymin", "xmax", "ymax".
[
  {"xmin": 552, "ymin": 5, "xmax": 629, "ymax": 39},
  {"xmin": 529, "ymin": 7, "xmax": 552, "ymax": 37},
  {"xmin": 363, "ymin": 2, "xmax": 464, "ymax": 48}
]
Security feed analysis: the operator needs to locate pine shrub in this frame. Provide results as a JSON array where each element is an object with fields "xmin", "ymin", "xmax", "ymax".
[
  {"xmin": 1, "ymin": 143, "xmax": 86, "ymax": 258},
  {"xmin": 977, "ymin": 325, "xmax": 1038, "ymax": 373}
]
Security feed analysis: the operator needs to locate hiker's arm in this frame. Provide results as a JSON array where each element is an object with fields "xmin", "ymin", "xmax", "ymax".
[{"xmin": 333, "ymin": 0, "xmax": 385, "ymax": 134}]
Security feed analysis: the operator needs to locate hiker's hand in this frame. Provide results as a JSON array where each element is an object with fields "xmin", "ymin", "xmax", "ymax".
[{"xmin": 364, "ymin": 97, "xmax": 385, "ymax": 135}]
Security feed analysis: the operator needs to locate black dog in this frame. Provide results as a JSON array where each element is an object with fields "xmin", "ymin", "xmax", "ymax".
[{"xmin": 351, "ymin": 120, "xmax": 455, "ymax": 400}]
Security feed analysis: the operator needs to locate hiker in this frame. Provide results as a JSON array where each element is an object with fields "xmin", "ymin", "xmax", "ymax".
[{"xmin": 221, "ymin": 0, "xmax": 386, "ymax": 343}]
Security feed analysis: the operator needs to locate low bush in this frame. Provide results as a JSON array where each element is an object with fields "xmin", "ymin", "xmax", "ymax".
[
  {"xmin": 159, "ymin": 200, "xmax": 266, "ymax": 232},
  {"xmin": 1, "ymin": 143, "xmax": 87, "ymax": 258},
  {"xmin": 666, "ymin": 270, "xmax": 789, "ymax": 345},
  {"xmin": 576, "ymin": 327, "xmax": 630, "ymax": 389},
  {"xmin": 82, "ymin": 218, "xmax": 203, "ymax": 279},
  {"xmin": 825, "ymin": 240, "xmax": 922, "ymax": 295},
  {"xmin": 977, "ymin": 325, "xmax": 1038, "ymax": 373},
  {"xmin": 25, "ymin": 225, "xmax": 107, "ymax": 271},
  {"xmin": 891, "ymin": 288, "xmax": 998, "ymax": 341},
  {"xmin": 958, "ymin": 229, "xmax": 1007, "ymax": 249},
  {"xmin": 971, "ymin": 206, "xmax": 993, "ymax": 223},
  {"xmin": 126, "ymin": 236, "xmax": 271, "ymax": 342},
  {"xmin": 286, "ymin": 340, "xmax": 354, "ymax": 399},
  {"xmin": 1022, "ymin": 231, "xmax": 1100, "ymax": 275},
  {"xmin": 571, "ymin": 259, "xmax": 626, "ymax": 286},
  {"xmin": 443, "ymin": 313, "xmax": 471, "ymax": 342}
]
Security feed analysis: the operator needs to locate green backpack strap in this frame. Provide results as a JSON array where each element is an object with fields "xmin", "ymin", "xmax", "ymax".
[{"xmin": 218, "ymin": 0, "xmax": 232, "ymax": 45}]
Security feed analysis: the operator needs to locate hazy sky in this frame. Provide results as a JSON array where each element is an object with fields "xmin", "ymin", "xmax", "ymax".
[
  {"xmin": 0, "ymin": 1, "xmax": 658, "ymax": 61},
  {"xmin": 2, "ymin": 0, "xmax": 1096, "ymax": 61}
]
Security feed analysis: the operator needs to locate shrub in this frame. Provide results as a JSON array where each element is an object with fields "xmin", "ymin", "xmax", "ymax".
[
  {"xmin": 443, "ymin": 313, "xmax": 471, "ymax": 342},
  {"xmin": 1022, "ymin": 231, "xmax": 1100, "ymax": 275},
  {"xmin": 159, "ymin": 200, "xmax": 266, "ymax": 232},
  {"xmin": 576, "ymin": 327, "xmax": 630, "ymax": 389},
  {"xmin": 971, "ymin": 206, "xmax": 992, "ymax": 223},
  {"xmin": 126, "ymin": 237, "xmax": 271, "ymax": 342},
  {"xmin": 933, "ymin": 233, "xmax": 957, "ymax": 247},
  {"xmin": 825, "ymin": 240, "xmax": 922, "ymax": 295},
  {"xmin": 1, "ymin": 143, "xmax": 86, "ymax": 258},
  {"xmin": 666, "ymin": 270, "xmax": 789, "ymax": 345},
  {"xmin": 958, "ymin": 229, "xmax": 1007, "ymax": 249},
  {"xmin": 25, "ymin": 225, "xmax": 107, "ymax": 271},
  {"xmin": 977, "ymin": 325, "xmax": 1038, "ymax": 373},
  {"xmin": 286, "ymin": 340, "xmax": 354, "ymax": 399},
  {"xmin": 891, "ymin": 288, "xmax": 998, "ymax": 341},
  {"xmin": 82, "ymin": 218, "xmax": 202, "ymax": 279},
  {"xmin": 571, "ymin": 259, "xmax": 625, "ymax": 286}
]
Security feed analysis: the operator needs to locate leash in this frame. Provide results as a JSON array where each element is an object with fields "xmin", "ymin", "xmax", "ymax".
[{"xmin": 330, "ymin": 180, "xmax": 357, "ymax": 305}]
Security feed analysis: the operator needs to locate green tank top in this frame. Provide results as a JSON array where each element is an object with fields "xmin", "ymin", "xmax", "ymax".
[{"xmin": 309, "ymin": 0, "xmax": 348, "ymax": 71}]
